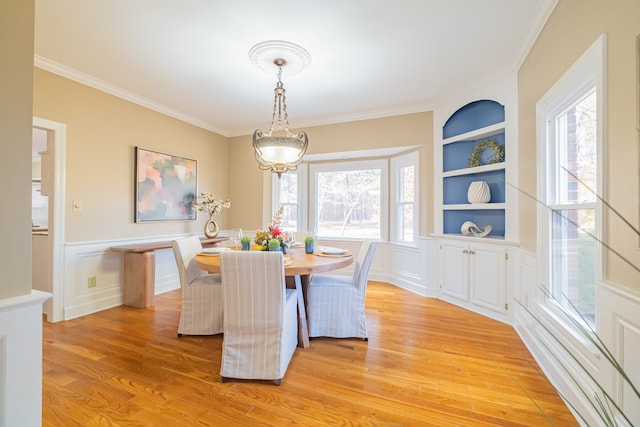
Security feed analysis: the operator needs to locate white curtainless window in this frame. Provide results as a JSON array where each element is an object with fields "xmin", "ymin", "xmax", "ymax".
[{"xmin": 536, "ymin": 35, "xmax": 604, "ymax": 327}]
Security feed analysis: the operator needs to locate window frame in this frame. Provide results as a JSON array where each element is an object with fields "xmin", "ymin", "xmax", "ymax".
[
  {"xmin": 309, "ymin": 159, "xmax": 389, "ymax": 241},
  {"xmin": 390, "ymin": 151, "xmax": 419, "ymax": 244},
  {"xmin": 536, "ymin": 34, "xmax": 606, "ymax": 328}
]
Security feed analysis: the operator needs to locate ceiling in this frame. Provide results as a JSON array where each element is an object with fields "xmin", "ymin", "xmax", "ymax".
[{"xmin": 34, "ymin": 0, "xmax": 555, "ymax": 138}]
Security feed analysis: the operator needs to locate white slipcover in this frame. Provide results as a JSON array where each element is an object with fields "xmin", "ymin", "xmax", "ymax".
[
  {"xmin": 219, "ymin": 251, "xmax": 298, "ymax": 385},
  {"xmin": 172, "ymin": 236, "xmax": 224, "ymax": 336},
  {"xmin": 307, "ymin": 240, "xmax": 377, "ymax": 339}
]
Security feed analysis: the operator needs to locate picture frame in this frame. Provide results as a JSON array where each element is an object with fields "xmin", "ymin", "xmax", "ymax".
[{"xmin": 134, "ymin": 147, "xmax": 197, "ymax": 222}]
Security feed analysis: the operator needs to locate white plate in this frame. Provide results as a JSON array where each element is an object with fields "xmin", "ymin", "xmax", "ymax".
[
  {"xmin": 318, "ymin": 246, "xmax": 347, "ymax": 255},
  {"xmin": 200, "ymin": 247, "xmax": 231, "ymax": 256}
]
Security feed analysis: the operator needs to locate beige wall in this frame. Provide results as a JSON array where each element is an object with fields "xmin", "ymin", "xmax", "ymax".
[
  {"xmin": 227, "ymin": 112, "xmax": 434, "ymax": 235},
  {"xmin": 32, "ymin": 68, "xmax": 434, "ymax": 244},
  {"xmin": 0, "ymin": 0, "xmax": 35, "ymax": 299},
  {"xmin": 33, "ymin": 69, "xmax": 230, "ymax": 242},
  {"xmin": 518, "ymin": 0, "xmax": 640, "ymax": 290}
]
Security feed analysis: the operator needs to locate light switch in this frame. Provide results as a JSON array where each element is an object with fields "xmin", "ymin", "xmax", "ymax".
[{"xmin": 73, "ymin": 200, "xmax": 83, "ymax": 212}]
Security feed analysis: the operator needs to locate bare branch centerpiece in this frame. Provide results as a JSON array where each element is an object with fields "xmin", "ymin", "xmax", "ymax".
[{"xmin": 193, "ymin": 192, "xmax": 231, "ymax": 238}]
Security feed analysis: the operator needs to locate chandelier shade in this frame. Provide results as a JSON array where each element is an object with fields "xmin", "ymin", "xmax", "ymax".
[{"xmin": 250, "ymin": 42, "xmax": 310, "ymax": 178}]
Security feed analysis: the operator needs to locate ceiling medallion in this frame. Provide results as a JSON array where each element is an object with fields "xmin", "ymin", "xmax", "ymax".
[{"xmin": 248, "ymin": 40, "xmax": 312, "ymax": 75}]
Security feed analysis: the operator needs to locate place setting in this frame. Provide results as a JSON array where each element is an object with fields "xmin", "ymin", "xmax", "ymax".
[
  {"xmin": 198, "ymin": 247, "xmax": 231, "ymax": 256},
  {"xmin": 313, "ymin": 246, "xmax": 352, "ymax": 258}
]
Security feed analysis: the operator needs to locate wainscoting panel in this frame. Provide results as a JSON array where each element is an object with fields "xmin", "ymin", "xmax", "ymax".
[
  {"xmin": 599, "ymin": 282, "xmax": 640, "ymax": 425},
  {"xmin": 60, "ymin": 236, "xmax": 432, "ymax": 320},
  {"xmin": 386, "ymin": 243, "xmax": 425, "ymax": 296},
  {"xmin": 514, "ymin": 249, "xmax": 537, "ymax": 325},
  {"xmin": 64, "ymin": 241, "xmax": 125, "ymax": 320},
  {"xmin": 63, "ymin": 236, "xmax": 184, "ymax": 320},
  {"xmin": 0, "ymin": 291, "xmax": 50, "ymax": 427},
  {"xmin": 515, "ymin": 250, "xmax": 640, "ymax": 426},
  {"xmin": 154, "ymin": 247, "xmax": 180, "ymax": 294}
]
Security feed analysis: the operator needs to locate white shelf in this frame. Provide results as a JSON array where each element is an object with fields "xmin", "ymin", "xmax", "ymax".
[
  {"xmin": 443, "ymin": 162, "xmax": 505, "ymax": 177},
  {"xmin": 431, "ymin": 233, "xmax": 520, "ymax": 246},
  {"xmin": 443, "ymin": 203, "xmax": 506, "ymax": 210},
  {"xmin": 442, "ymin": 122, "xmax": 506, "ymax": 145}
]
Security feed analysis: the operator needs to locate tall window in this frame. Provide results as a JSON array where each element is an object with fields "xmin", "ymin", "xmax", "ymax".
[
  {"xmin": 537, "ymin": 35, "xmax": 604, "ymax": 326},
  {"xmin": 391, "ymin": 151, "xmax": 418, "ymax": 243},
  {"xmin": 310, "ymin": 160, "xmax": 388, "ymax": 239},
  {"xmin": 272, "ymin": 166, "xmax": 306, "ymax": 233},
  {"xmin": 549, "ymin": 90, "xmax": 597, "ymax": 321}
]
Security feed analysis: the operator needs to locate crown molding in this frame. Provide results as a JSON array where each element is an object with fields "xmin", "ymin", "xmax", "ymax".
[{"xmin": 34, "ymin": 55, "xmax": 230, "ymax": 137}]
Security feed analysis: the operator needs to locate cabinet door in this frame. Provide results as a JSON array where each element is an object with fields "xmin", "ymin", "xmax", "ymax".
[
  {"xmin": 469, "ymin": 243, "xmax": 506, "ymax": 313},
  {"xmin": 440, "ymin": 241, "xmax": 469, "ymax": 301}
]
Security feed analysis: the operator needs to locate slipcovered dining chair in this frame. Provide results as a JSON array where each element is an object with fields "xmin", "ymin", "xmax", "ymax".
[
  {"xmin": 171, "ymin": 236, "xmax": 224, "ymax": 336},
  {"xmin": 307, "ymin": 240, "xmax": 377, "ymax": 340},
  {"xmin": 219, "ymin": 251, "xmax": 298, "ymax": 386}
]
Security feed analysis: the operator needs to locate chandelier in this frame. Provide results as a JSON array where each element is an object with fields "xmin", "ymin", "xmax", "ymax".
[{"xmin": 250, "ymin": 42, "xmax": 310, "ymax": 178}]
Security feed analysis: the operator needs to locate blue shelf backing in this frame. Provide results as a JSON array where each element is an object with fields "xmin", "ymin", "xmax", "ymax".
[
  {"xmin": 442, "ymin": 100, "xmax": 505, "ymax": 139},
  {"xmin": 443, "ymin": 170, "xmax": 505, "ymax": 204},
  {"xmin": 443, "ymin": 132, "xmax": 505, "ymax": 172},
  {"xmin": 443, "ymin": 209, "xmax": 505, "ymax": 237}
]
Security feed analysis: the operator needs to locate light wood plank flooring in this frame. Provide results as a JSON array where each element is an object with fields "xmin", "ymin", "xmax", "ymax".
[{"xmin": 43, "ymin": 281, "xmax": 577, "ymax": 426}]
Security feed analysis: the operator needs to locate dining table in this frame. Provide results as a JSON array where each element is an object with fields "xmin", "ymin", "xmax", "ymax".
[{"xmin": 195, "ymin": 245, "xmax": 354, "ymax": 348}]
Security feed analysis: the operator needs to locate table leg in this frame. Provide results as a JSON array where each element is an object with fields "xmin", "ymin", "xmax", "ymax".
[
  {"xmin": 287, "ymin": 275, "xmax": 310, "ymax": 348},
  {"xmin": 122, "ymin": 251, "xmax": 155, "ymax": 308}
]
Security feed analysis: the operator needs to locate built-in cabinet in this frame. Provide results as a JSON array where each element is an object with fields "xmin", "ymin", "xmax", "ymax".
[
  {"xmin": 439, "ymin": 239, "xmax": 508, "ymax": 316},
  {"xmin": 441, "ymin": 100, "xmax": 507, "ymax": 238},
  {"xmin": 434, "ymin": 96, "xmax": 517, "ymax": 322}
]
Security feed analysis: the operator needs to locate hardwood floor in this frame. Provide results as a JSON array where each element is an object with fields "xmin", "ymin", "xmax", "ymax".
[{"xmin": 42, "ymin": 281, "xmax": 577, "ymax": 426}]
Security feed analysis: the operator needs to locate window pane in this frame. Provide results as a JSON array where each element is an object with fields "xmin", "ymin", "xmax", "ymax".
[
  {"xmin": 400, "ymin": 165, "xmax": 415, "ymax": 202},
  {"xmin": 401, "ymin": 203, "xmax": 413, "ymax": 242},
  {"xmin": 277, "ymin": 173, "xmax": 298, "ymax": 231},
  {"xmin": 279, "ymin": 173, "xmax": 297, "ymax": 203},
  {"xmin": 316, "ymin": 168, "xmax": 381, "ymax": 239},
  {"xmin": 551, "ymin": 208, "xmax": 596, "ymax": 323},
  {"xmin": 555, "ymin": 90, "xmax": 597, "ymax": 205},
  {"xmin": 280, "ymin": 204, "xmax": 297, "ymax": 231}
]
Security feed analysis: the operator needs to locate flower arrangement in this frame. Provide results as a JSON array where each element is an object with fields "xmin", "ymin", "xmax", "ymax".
[
  {"xmin": 193, "ymin": 192, "xmax": 231, "ymax": 217},
  {"xmin": 254, "ymin": 206, "xmax": 293, "ymax": 249}
]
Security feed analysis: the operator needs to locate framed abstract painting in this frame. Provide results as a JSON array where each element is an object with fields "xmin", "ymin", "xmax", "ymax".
[{"xmin": 134, "ymin": 147, "xmax": 197, "ymax": 222}]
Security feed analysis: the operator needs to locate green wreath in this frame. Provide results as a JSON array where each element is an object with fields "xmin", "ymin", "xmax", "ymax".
[{"xmin": 468, "ymin": 139, "xmax": 504, "ymax": 168}]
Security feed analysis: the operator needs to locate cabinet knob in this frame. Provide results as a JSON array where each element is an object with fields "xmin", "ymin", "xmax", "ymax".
[
  {"xmin": 462, "ymin": 249, "xmax": 469, "ymax": 254},
  {"xmin": 469, "ymin": 250, "xmax": 475, "ymax": 255}
]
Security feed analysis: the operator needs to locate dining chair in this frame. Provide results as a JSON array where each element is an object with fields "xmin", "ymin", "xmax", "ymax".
[
  {"xmin": 219, "ymin": 251, "xmax": 298, "ymax": 386},
  {"xmin": 171, "ymin": 236, "xmax": 224, "ymax": 336},
  {"xmin": 307, "ymin": 240, "xmax": 377, "ymax": 340}
]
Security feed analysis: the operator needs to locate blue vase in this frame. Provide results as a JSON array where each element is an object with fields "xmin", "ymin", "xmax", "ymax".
[
  {"xmin": 241, "ymin": 242, "xmax": 250, "ymax": 251},
  {"xmin": 305, "ymin": 242, "xmax": 314, "ymax": 254}
]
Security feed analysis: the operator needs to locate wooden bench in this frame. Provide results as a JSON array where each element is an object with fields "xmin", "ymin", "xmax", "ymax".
[{"xmin": 111, "ymin": 237, "xmax": 227, "ymax": 308}]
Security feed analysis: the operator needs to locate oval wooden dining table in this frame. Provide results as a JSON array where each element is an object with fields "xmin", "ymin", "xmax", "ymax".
[{"xmin": 195, "ymin": 246, "xmax": 353, "ymax": 349}]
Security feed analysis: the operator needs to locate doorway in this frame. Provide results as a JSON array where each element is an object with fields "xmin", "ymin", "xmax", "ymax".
[{"xmin": 32, "ymin": 117, "xmax": 66, "ymax": 322}]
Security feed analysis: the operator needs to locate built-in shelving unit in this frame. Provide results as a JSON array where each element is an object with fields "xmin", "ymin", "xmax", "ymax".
[{"xmin": 440, "ymin": 100, "xmax": 507, "ymax": 239}]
